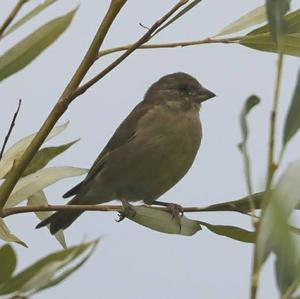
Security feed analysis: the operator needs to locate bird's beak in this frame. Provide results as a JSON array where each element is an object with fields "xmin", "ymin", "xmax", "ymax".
[{"xmin": 198, "ymin": 87, "xmax": 216, "ymax": 103}]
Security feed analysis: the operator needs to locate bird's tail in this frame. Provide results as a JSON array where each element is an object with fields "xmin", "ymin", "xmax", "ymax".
[
  {"xmin": 36, "ymin": 195, "xmax": 85, "ymax": 234},
  {"xmin": 36, "ymin": 209, "xmax": 83, "ymax": 235}
]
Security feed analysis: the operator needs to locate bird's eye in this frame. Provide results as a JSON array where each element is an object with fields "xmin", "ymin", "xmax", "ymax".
[{"xmin": 178, "ymin": 85, "xmax": 189, "ymax": 93}]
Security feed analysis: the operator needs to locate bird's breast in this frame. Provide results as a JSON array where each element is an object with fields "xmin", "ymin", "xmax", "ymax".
[{"xmin": 123, "ymin": 106, "xmax": 202, "ymax": 202}]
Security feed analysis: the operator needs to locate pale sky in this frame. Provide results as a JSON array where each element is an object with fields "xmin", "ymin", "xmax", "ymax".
[{"xmin": 1, "ymin": 1, "xmax": 300, "ymax": 298}]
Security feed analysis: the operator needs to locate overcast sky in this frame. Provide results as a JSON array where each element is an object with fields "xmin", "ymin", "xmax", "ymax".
[{"xmin": 1, "ymin": 1, "xmax": 300, "ymax": 298}]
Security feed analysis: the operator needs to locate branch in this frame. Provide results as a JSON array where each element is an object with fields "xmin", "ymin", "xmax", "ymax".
[
  {"xmin": 0, "ymin": 99, "xmax": 22, "ymax": 161},
  {"xmin": 67, "ymin": 1, "xmax": 190, "ymax": 101},
  {"xmin": 0, "ymin": 0, "xmax": 27, "ymax": 38},
  {"xmin": 97, "ymin": 36, "xmax": 241, "ymax": 59},
  {"xmin": 1, "ymin": 202, "xmax": 253, "ymax": 218},
  {"xmin": 0, "ymin": 0, "xmax": 127, "ymax": 209}
]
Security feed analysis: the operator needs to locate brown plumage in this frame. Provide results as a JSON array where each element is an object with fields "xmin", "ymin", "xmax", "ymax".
[{"xmin": 36, "ymin": 72, "xmax": 215, "ymax": 234}]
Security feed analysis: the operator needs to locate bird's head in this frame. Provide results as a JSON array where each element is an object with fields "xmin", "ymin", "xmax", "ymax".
[{"xmin": 144, "ymin": 72, "xmax": 216, "ymax": 110}]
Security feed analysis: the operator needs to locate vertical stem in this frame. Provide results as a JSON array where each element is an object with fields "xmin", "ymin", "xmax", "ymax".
[
  {"xmin": 250, "ymin": 52, "xmax": 284, "ymax": 299},
  {"xmin": 0, "ymin": 0, "xmax": 27, "ymax": 38},
  {"xmin": 265, "ymin": 53, "xmax": 284, "ymax": 190}
]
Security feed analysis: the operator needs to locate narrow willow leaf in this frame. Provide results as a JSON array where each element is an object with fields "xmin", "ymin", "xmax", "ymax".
[
  {"xmin": 199, "ymin": 192, "xmax": 265, "ymax": 212},
  {"xmin": 22, "ymin": 139, "xmax": 79, "ymax": 177},
  {"xmin": 155, "ymin": 0, "xmax": 202, "ymax": 35},
  {"xmin": 238, "ymin": 95, "xmax": 260, "ymax": 151},
  {"xmin": 27, "ymin": 191, "xmax": 66, "ymax": 249},
  {"xmin": 0, "ymin": 240, "xmax": 98, "ymax": 296},
  {"xmin": 0, "ymin": 121, "xmax": 69, "ymax": 179},
  {"xmin": 200, "ymin": 191, "xmax": 300, "ymax": 213},
  {"xmin": 0, "ymin": 219, "xmax": 27, "ymax": 248},
  {"xmin": 240, "ymin": 33, "xmax": 300, "ymax": 57},
  {"xmin": 0, "ymin": 8, "xmax": 77, "ymax": 82},
  {"xmin": 289, "ymin": 225, "xmax": 300, "ymax": 236},
  {"xmin": 257, "ymin": 157, "xmax": 300, "ymax": 267},
  {"xmin": 283, "ymin": 71, "xmax": 300, "ymax": 147},
  {"xmin": 272, "ymin": 202, "xmax": 299, "ymax": 295},
  {"xmin": 33, "ymin": 241, "xmax": 98, "ymax": 293},
  {"xmin": 3, "ymin": 0, "xmax": 58, "ymax": 37},
  {"xmin": 199, "ymin": 221, "xmax": 255, "ymax": 243},
  {"xmin": 216, "ymin": 5, "xmax": 266, "ymax": 36},
  {"xmin": 128, "ymin": 206, "xmax": 201, "ymax": 236},
  {"xmin": 266, "ymin": 0, "xmax": 291, "ymax": 43},
  {"xmin": 275, "ymin": 244, "xmax": 299, "ymax": 295},
  {"xmin": 248, "ymin": 9, "xmax": 300, "ymax": 36},
  {"xmin": 5, "ymin": 166, "xmax": 87, "ymax": 208},
  {"xmin": 0, "ymin": 245, "xmax": 17, "ymax": 284}
]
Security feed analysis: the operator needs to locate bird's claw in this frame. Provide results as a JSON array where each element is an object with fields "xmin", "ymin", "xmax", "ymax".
[
  {"xmin": 165, "ymin": 203, "xmax": 183, "ymax": 233},
  {"xmin": 116, "ymin": 200, "xmax": 136, "ymax": 222},
  {"xmin": 166, "ymin": 203, "xmax": 184, "ymax": 219}
]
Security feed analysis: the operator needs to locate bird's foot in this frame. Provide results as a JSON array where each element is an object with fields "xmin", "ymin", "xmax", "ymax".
[
  {"xmin": 166, "ymin": 203, "xmax": 184, "ymax": 219},
  {"xmin": 116, "ymin": 200, "xmax": 136, "ymax": 222},
  {"xmin": 152, "ymin": 201, "xmax": 184, "ymax": 219}
]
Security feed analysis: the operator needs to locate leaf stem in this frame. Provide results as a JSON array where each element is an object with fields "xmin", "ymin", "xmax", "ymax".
[
  {"xmin": 97, "ymin": 36, "xmax": 241, "ymax": 59},
  {"xmin": 0, "ymin": 0, "xmax": 27, "ymax": 38}
]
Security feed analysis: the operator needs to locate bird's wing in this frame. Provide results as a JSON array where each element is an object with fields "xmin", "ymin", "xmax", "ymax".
[{"xmin": 63, "ymin": 101, "xmax": 150, "ymax": 198}]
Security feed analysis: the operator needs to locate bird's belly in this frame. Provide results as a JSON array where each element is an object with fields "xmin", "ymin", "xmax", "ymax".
[{"xmin": 108, "ymin": 117, "xmax": 201, "ymax": 203}]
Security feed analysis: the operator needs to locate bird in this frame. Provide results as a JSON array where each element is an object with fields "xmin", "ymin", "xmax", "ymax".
[{"xmin": 36, "ymin": 72, "xmax": 215, "ymax": 234}]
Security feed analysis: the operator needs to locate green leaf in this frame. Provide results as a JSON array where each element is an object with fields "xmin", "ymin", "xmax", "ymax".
[
  {"xmin": 0, "ymin": 219, "xmax": 27, "ymax": 248},
  {"xmin": 0, "ymin": 7, "xmax": 77, "ymax": 82},
  {"xmin": 27, "ymin": 191, "xmax": 66, "ymax": 249},
  {"xmin": 155, "ymin": 0, "xmax": 202, "ymax": 35},
  {"xmin": 0, "ymin": 240, "xmax": 98, "ymax": 295},
  {"xmin": 240, "ymin": 32, "xmax": 300, "ymax": 57},
  {"xmin": 199, "ymin": 221, "xmax": 256, "ymax": 243},
  {"xmin": 199, "ymin": 190, "xmax": 300, "ymax": 213},
  {"xmin": 266, "ymin": 0, "xmax": 290, "ymax": 43},
  {"xmin": 22, "ymin": 139, "xmax": 79, "ymax": 177},
  {"xmin": 216, "ymin": 5, "xmax": 267, "ymax": 36},
  {"xmin": 257, "ymin": 157, "xmax": 300, "ymax": 268},
  {"xmin": 0, "ymin": 245, "xmax": 17, "ymax": 284},
  {"xmin": 5, "ymin": 166, "xmax": 87, "ymax": 208},
  {"xmin": 128, "ymin": 206, "xmax": 201, "ymax": 236},
  {"xmin": 238, "ymin": 95, "xmax": 260, "ymax": 152},
  {"xmin": 0, "ymin": 121, "xmax": 69, "ymax": 179},
  {"xmin": 198, "ymin": 192, "xmax": 265, "ymax": 213},
  {"xmin": 283, "ymin": 70, "xmax": 300, "ymax": 147},
  {"xmin": 248, "ymin": 9, "xmax": 300, "ymax": 36},
  {"xmin": 3, "ymin": 0, "xmax": 58, "ymax": 37},
  {"xmin": 33, "ymin": 240, "xmax": 97, "ymax": 294}
]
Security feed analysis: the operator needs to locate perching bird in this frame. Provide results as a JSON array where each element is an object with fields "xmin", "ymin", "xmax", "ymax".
[{"xmin": 36, "ymin": 72, "xmax": 215, "ymax": 234}]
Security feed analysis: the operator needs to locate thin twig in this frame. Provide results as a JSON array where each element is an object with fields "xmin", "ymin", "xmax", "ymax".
[
  {"xmin": 0, "ymin": 0, "xmax": 27, "ymax": 38},
  {"xmin": 1, "ymin": 202, "xmax": 257, "ymax": 218},
  {"xmin": 67, "ymin": 1, "xmax": 189, "ymax": 101},
  {"xmin": 97, "ymin": 36, "xmax": 241, "ymax": 59},
  {"xmin": 0, "ymin": 99, "xmax": 22, "ymax": 161}
]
